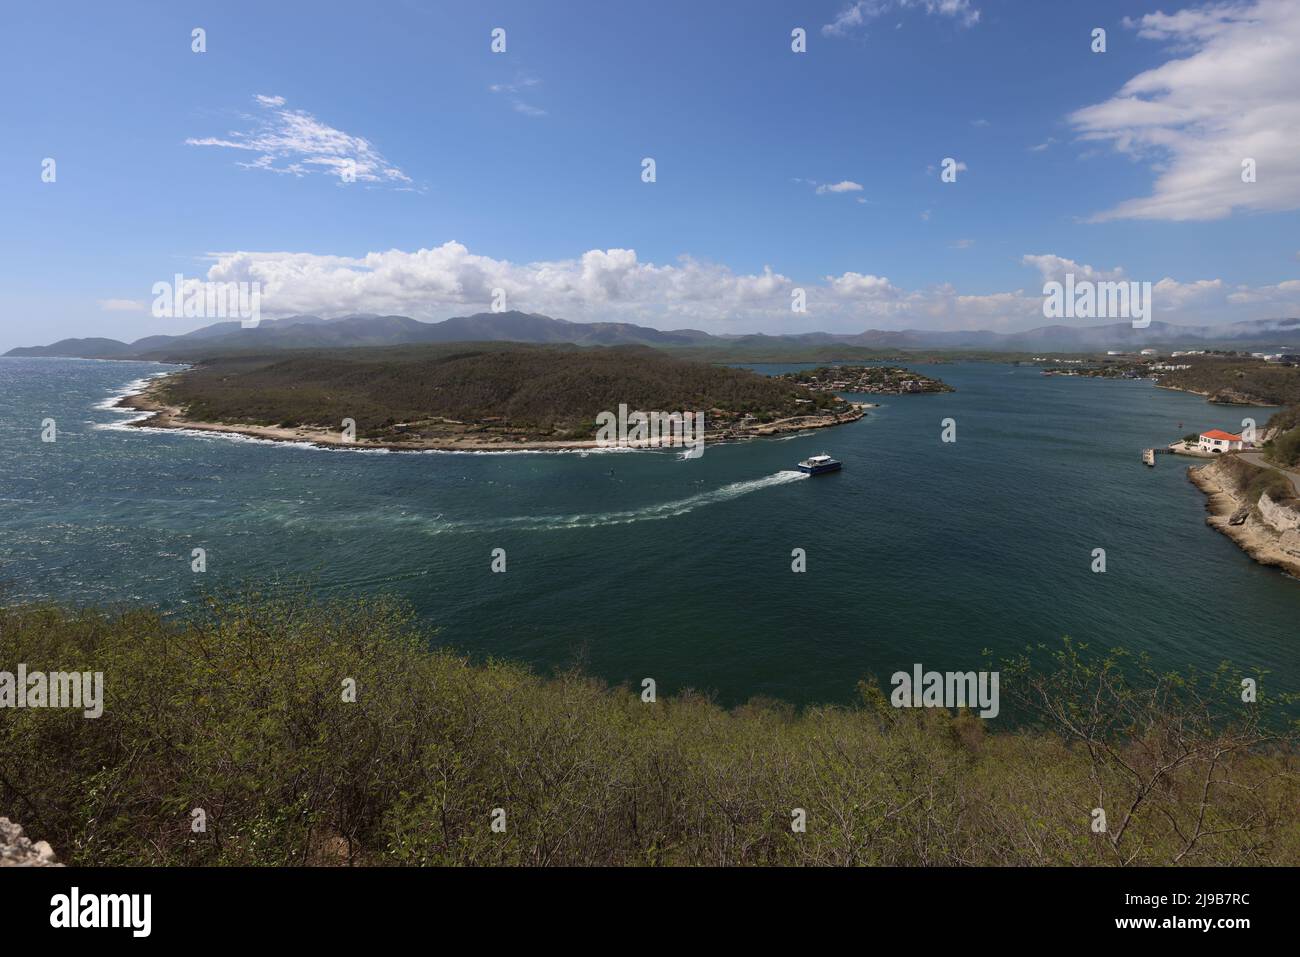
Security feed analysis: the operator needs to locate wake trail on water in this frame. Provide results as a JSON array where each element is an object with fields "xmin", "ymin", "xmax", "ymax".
[{"xmin": 362, "ymin": 470, "xmax": 810, "ymax": 535}]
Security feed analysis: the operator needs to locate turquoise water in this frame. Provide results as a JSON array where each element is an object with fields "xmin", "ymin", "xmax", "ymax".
[{"xmin": 2, "ymin": 356, "xmax": 1297, "ymax": 705}]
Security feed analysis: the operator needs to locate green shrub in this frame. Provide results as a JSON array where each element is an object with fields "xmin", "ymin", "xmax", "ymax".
[
  {"xmin": 2, "ymin": 596, "xmax": 1297, "ymax": 866},
  {"xmin": 1267, "ymin": 425, "xmax": 1300, "ymax": 468}
]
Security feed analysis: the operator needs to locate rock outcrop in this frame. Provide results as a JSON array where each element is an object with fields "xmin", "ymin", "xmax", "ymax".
[
  {"xmin": 1259, "ymin": 492, "xmax": 1300, "ymax": 533},
  {"xmin": 1189, "ymin": 459, "xmax": 1300, "ymax": 578},
  {"xmin": 0, "ymin": 817, "xmax": 61, "ymax": 867}
]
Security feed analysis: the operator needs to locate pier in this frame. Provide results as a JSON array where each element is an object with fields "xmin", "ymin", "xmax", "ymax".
[{"xmin": 1142, "ymin": 448, "xmax": 1176, "ymax": 467}]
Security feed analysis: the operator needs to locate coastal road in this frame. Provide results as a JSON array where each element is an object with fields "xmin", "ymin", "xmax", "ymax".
[{"xmin": 1239, "ymin": 452, "xmax": 1300, "ymax": 495}]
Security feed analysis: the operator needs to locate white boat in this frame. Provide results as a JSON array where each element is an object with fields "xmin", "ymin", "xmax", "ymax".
[{"xmin": 797, "ymin": 453, "xmax": 842, "ymax": 475}]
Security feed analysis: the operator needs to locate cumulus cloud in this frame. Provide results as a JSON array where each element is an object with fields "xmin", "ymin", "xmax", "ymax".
[
  {"xmin": 1021, "ymin": 254, "xmax": 1127, "ymax": 284},
  {"xmin": 1019, "ymin": 253, "xmax": 1300, "ymax": 320},
  {"xmin": 179, "ymin": 241, "xmax": 1299, "ymax": 334},
  {"xmin": 826, "ymin": 272, "xmax": 898, "ymax": 298},
  {"xmin": 815, "ymin": 180, "xmax": 865, "ymax": 194},
  {"xmin": 1071, "ymin": 0, "xmax": 1300, "ymax": 221},
  {"xmin": 1226, "ymin": 278, "xmax": 1300, "ymax": 305},
  {"xmin": 823, "ymin": 0, "xmax": 980, "ymax": 36},
  {"xmin": 186, "ymin": 95, "xmax": 412, "ymax": 186}
]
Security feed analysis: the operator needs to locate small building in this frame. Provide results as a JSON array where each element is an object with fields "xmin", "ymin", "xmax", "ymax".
[
  {"xmin": 1198, "ymin": 429, "xmax": 1243, "ymax": 454},
  {"xmin": 1139, "ymin": 348, "xmax": 1158, "ymax": 356}
]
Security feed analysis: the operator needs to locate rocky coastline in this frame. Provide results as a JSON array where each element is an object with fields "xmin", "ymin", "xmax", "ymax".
[{"xmin": 1188, "ymin": 457, "xmax": 1300, "ymax": 579}]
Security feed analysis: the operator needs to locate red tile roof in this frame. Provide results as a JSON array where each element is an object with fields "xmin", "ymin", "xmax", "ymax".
[{"xmin": 1201, "ymin": 429, "xmax": 1242, "ymax": 442}]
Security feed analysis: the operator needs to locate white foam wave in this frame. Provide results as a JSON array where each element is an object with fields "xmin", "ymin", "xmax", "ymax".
[{"xmin": 427, "ymin": 470, "xmax": 810, "ymax": 533}]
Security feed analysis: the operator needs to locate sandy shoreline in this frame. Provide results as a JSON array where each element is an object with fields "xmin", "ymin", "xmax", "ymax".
[
  {"xmin": 1187, "ymin": 461, "xmax": 1300, "ymax": 579},
  {"xmin": 115, "ymin": 372, "xmax": 870, "ymax": 452}
]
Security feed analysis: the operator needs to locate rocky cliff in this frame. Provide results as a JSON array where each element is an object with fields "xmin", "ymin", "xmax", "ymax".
[{"xmin": 1189, "ymin": 458, "xmax": 1300, "ymax": 578}]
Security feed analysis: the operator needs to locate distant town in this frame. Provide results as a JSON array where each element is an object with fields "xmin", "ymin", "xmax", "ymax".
[
  {"xmin": 1037, "ymin": 349, "xmax": 1298, "ymax": 379},
  {"xmin": 775, "ymin": 365, "xmax": 954, "ymax": 395}
]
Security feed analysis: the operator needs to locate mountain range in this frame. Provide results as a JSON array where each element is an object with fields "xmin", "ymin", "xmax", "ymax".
[{"xmin": 6, "ymin": 311, "xmax": 1300, "ymax": 359}]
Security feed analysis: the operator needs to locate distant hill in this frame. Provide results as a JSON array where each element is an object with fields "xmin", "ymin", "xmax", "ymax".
[
  {"xmin": 6, "ymin": 311, "xmax": 1300, "ymax": 360},
  {"xmin": 3, "ymin": 312, "xmax": 715, "ymax": 360}
]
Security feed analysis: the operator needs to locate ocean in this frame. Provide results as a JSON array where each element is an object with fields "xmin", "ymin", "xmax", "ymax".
[{"xmin": 2, "ymin": 356, "xmax": 1297, "ymax": 706}]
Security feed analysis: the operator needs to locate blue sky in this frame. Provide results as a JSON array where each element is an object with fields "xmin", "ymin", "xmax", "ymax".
[{"xmin": 2, "ymin": 0, "xmax": 1298, "ymax": 350}]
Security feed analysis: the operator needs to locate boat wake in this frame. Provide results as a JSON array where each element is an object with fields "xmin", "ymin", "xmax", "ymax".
[
  {"xmin": 440, "ymin": 470, "xmax": 810, "ymax": 532},
  {"xmin": 293, "ymin": 470, "xmax": 811, "ymax": 536}
]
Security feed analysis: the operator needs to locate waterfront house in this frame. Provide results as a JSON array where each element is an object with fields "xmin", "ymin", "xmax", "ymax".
[{"xmin": 1198, "ymin": 429, "xmax": 1244, "ymax": 454}]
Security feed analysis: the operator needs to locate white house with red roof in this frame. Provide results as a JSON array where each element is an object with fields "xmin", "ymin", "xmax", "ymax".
[{"xmin": 1198, "ymin": 429, "xmax": 1244, "ymax": 454}]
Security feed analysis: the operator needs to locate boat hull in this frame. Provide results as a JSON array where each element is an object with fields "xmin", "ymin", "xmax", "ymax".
[{"xmin": 798, "ymin": 462, "xmax": 841, "ymax": 475}]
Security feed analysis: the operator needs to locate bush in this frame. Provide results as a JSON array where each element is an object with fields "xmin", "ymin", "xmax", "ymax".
[
  {"xmin": 1267, "ymin": 426, "xmax": 1300, "ymax": 468},
  {"xmin": 1215, "ymin": 454, "xmax": 1297, "ymax": 505},
  {"xmin": 2, "ymin": 596, "xmax": 1297, "ymax": 866}
]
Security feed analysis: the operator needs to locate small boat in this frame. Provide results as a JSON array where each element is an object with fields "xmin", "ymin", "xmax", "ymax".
[{"xmin": 798, "ymin": 453, "xmax": 842, "ymax": 475}]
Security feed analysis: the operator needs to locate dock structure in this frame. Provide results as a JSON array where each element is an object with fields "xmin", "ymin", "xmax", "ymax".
[{"xmin": 1141, "ymin": 447, "xmax": 1177, "ymax": 466}]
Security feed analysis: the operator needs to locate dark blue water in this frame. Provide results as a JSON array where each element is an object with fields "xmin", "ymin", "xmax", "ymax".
[{"xmin": 2, "ymin": 356, "xmax": 1297, "ymax": 705}]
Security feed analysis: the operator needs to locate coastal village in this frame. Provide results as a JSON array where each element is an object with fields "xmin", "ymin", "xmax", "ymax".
[
  {"xmin": 1036, "ymin": 348, "xmax": 1299, "ymax": 387},
  {"xmin": 775, "ymin": 365, "xmax": 954, "ymax": 395}
]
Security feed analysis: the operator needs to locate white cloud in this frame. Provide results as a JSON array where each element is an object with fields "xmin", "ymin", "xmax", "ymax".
[
  {"xmin": 1226, "ymin": 278, "xmax": 1300, "ymax": 304},
  {"xmin": 97, "ymin": 298, "xmax": 145, "ymax": 312},
  {"xmin": 823, "ymin": 0, "xmax": 980, "ymax": 37},
  {"xmin": 186, "ymin": 95, "xmax": 412, "ymax": 186},
  {"xmin": 489, "ymin": 75, "xmax": 546, "ymax": 117},
  {"xmin": 1020, "ymin": 254, "xmax": 1300, "ymax": 319},
  {"xmin": 488, "ymin": 77, "xmax": 539, "ymax": 94},
  {"xmin": 826, "ymin": 272, "xmax": 898, "ymax": 298},
  {"xmin": 184, "ymin": 241, "xmax": 1300, "ymax": 334},
  {"xmin": 1071, "ymin": 0, "xmax": 1300, "ymax": 221},
  {"xmin": 950, "ymin": 239, "xmax": 975, "ymax": 249},
  {"xmin": 1029, "ymin": 137, "xmax": 1056, "ymax": 152},
  {"xmin": 1021, "ymin": 254, "xmax": 1126, "ymax": 284},
  {"xmin": 815, "ymin": 180, "xmax": 865, "ymax": 194}
]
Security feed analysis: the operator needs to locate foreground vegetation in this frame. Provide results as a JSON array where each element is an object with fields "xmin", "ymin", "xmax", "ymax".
[
  {"xmin": 2, "ymin": 596, "xmax": 1297, "ymax": 866},
  {"xmin": 157, "ymin": 344, "xmax": 844, "ymax": 441}
]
